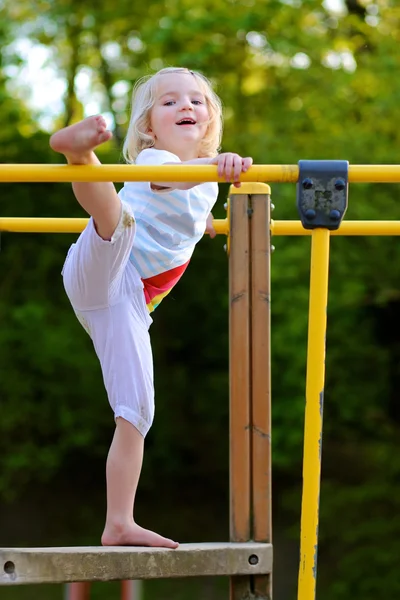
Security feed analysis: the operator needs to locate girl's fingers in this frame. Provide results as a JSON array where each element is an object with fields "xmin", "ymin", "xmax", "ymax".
[
  {"xmin": 218, "ymin": 154, "xmax": 226, "ymax": 177},
  {"xmin": 216, "ymin": 153, "xmax": 253, "ymax": 182},
  {"xmin": 233, "ymin": 156, "xmax": 242, "ymax": 181},
  {"xmin": 224, "ymin": 155, "xmax": 234, "ymax": 181},
  {"xmin": 242, "ymin": 157, "xmax": 253, "ymax": 171},
  {"xmin": 217, "ymin": 157, "xmax": 225, "ymax": 178}
]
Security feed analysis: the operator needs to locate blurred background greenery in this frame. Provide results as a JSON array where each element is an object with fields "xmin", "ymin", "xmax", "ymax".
[{"xmin": 1, "ymin": 0, "xmax": 400, "ymax": 598}]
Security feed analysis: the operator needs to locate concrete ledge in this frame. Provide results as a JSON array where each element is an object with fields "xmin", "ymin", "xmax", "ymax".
[{"xmin": 1, "ymin": 542, "xmax": 273, "ymax": 585}]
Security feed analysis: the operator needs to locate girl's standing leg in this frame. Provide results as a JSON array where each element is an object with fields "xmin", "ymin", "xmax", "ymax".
[{"xmin": 102, "ymin": 418, "xmax": 178, "ymax": 548}]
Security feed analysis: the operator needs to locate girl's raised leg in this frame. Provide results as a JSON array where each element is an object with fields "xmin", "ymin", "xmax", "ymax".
[{"xmin": 50, "ymin": 116, "xmax": 121, "ymax": 241}]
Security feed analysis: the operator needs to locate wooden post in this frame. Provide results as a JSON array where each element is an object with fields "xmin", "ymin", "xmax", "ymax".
[
  {"xmin": 121, "ymin": 579, "xmax": 142, "ymax": 600},
  {"xmin": 66, "ymin": 582, "xmax": 91, "ymax": 600},
  {"xmin": 66, "ymin": 579, "xmax": 141, "ymax": 599},
  {"xmin": 229, "ymin": 184, "xmax": 273, "ymax": 600},
  {"xmin": 250, "ymin": 187, "xmax": 273, "ymax": 599},
  {"xmin": 229, "ymin": 190, "xmax": 252, "ymax": 600}
]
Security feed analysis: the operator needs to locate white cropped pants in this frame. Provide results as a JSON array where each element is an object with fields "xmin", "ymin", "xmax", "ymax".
[{"xmin": 62, "ymin": 201, "xmax": 154, "ymax": 437}]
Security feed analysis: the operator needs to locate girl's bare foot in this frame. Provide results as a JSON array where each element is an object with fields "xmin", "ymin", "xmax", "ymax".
[
  {"xmin": 101, "ymin": 521, "xmax": 179, "ymax": 549},
  {"xmin": 49, "ymin": 115, "xmax": 112, "ymax": 163}
]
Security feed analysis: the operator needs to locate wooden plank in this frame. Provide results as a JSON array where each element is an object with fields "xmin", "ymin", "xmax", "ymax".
[
  {"xmin": 229, "ymin": 190, "xmax": 252, "ymax": 600},
  {"xmin": 0, "ymin": 542, "xmax": 272, "ymax": 586},
  {"xmin": 229, "ymin": 191, "xmax": 251, "ymax": 544},
  {"xmin": 250, "ymin": 191, "xmax": 273, "ymax": 599},
  {"xmin": 250, "ymin": 191, "xmax": 272, "ymax": 541}
]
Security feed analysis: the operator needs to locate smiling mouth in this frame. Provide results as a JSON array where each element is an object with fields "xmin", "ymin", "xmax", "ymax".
[{"xmin": 176, "ymin": 119, "xmax": 197, "ymax": 125}]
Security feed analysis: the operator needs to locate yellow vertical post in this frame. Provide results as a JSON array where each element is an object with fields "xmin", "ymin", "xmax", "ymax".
[{"xmin": 298, "ymin": 228, "xmax": 331, "ymax": 600}]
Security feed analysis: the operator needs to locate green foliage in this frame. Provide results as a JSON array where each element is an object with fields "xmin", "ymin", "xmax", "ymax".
[{"xmin": 318, "ymin": 437, "xmax": 400, "ymax": 598}]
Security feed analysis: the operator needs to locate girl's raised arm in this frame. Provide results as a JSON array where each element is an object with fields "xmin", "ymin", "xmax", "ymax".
[{"xmin": 151, "ymin": 153, "xmax": 253, "ymax": 190}]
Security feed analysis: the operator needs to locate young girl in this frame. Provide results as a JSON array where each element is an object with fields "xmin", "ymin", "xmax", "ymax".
[{"xmin": 50, "ymin": 67, "xmax": 252, "ymax": 548}]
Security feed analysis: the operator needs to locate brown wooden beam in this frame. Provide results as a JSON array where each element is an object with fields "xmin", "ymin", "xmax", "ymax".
[{"xmin": 251, "ymin": 188, "xmax": 273, "ymax": 600}]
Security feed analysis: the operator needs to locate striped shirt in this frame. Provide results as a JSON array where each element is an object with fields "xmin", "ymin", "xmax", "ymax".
[{"xmin": 119, "ymin": 149, "xmax": 218, "ymax": 312}]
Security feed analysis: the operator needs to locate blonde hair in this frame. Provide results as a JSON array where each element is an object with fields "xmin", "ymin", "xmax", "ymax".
[{"xmin": 122, "ymin": 67, "xmax": 223, "ymax": 163}]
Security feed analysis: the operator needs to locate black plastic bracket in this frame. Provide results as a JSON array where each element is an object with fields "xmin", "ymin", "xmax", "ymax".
[{"xmin": 296, "ymin": 160, "xmax": 349, "ymax": 230}]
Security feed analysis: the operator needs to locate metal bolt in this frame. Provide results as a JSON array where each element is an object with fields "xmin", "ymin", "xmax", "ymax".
[
  {"xmin": 271, "ymin": 245, "xmax": 275, "ymax": 253},
  {"xmin": 270, "ymin": 203, "xmax": 275, "ymax": 211},
  {"xmin": 248, "ymin": 554, "xmax": 259, "ymax": 566},
  {"xmin": 302, "ymin": 178, "xmax": 313, "ymax": 189},
  {"xmin": 223, "ymin": 244, "xmax": 227, "ymax": 252},
  {"xmin": 334, "ymin": 178, "xmax": 346, "ymax": 191},
  {"xmin": 224, "ymin": 202, "xmax": 228, "ymax": 210},
  {"xmin": 305, "ymin": 208, "xmax": 316, "ymax": 220},
  {"xmin": 330, "ymin": 209, "xmax": 341, "ymax": 221}
]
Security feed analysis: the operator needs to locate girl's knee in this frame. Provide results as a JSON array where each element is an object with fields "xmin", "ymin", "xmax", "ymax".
[{"xmin": 114, "ymin": 402, "xmax": 154, "ymax": 437}]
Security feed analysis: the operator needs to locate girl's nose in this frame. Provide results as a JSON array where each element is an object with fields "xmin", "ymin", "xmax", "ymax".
[{"xmin": 179, "ymin": 97, "xmax": 193, "ymax": 110}]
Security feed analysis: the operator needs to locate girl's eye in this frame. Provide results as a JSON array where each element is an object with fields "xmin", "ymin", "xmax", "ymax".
[
  {"xmin": 164, "ymin": 101, "xmax": 175, "ymax": 106},
  {"xmin": 192, "ymin": 100, "xmax": 202, "ymax": 105}
]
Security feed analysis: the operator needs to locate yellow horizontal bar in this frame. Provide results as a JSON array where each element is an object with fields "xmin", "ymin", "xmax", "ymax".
[
  {"xmin": 271, "ymin": 220, "xmax": 400, "ymax": 236},
  {"xmin": 2, "ymin": 218, "xmax": 400, "ymax": 237},
  {"xmin": 213, "ymin": 219, "xmax": 229, "ymax": 235},
  {"xmin": 1, "ymin": 164, "xmax": 400, "ymax": 183},
  {"xmin": 0, "ymin": 217, "xmax": 88, "ymax": 233},
  {"xmin": 0, "ymin": 217, "xmax": 229, "ymax": 235},
  {"xmin": 0, "ymin": 164, "xmax": 278, "ymax": 183}
]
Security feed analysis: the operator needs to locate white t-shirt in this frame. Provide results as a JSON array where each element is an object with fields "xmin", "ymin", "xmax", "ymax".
[{"xmin": 119, "ymin": 148, "xmax": 218, "ymax": 279}]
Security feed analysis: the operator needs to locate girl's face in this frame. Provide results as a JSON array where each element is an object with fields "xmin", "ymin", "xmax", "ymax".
[{"xmin": 148, "ymin": 72, "xmax": 210, "ymax": 161}]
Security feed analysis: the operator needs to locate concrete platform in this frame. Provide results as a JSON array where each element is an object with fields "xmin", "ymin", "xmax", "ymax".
[{"xmin": 1, "ymin": 542, "xmax": 273, "ymax": 585}]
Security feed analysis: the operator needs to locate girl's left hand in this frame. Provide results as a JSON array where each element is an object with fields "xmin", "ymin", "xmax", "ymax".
[
  {"xmin": 206, "ymin": 212, "xmax": 216, "ymax": 238},
  {"xmin": 210, "ymin": 153, "xmax": 253, "ymax": 187}
]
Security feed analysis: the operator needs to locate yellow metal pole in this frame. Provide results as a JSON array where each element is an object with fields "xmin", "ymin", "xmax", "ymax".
[
  {"xmin": 212, "ymin": 218, "xmax": 229, "ymax": 236},
  {"xmin": 0, "ymin": 217, "xmax": 228, "ymax": 235},
  {"xmin": 298, "ymin": 228, "xmax": 330, "ymax": 600},
  {"xmin": 0, "ymin": 164, "xmax": 291, "ymax": 183},
  {"xmin": 2, "ymin": 163, "xmax": 400, "ymax": 183},
  {"xmin": 0, "ymin": 217, "xmax": 89, "ymax": 233},
  {"xmin": 271, "ymin": 220, "xmax": 400, "ymax": 236},
  {"xmin": 5, "ymin": 217, "xmax": 400, "ymax": 236}
]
